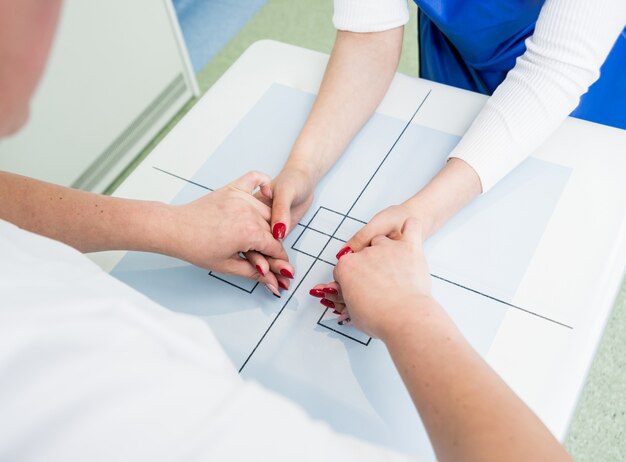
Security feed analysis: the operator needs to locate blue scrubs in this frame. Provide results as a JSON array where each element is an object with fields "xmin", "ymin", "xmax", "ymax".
[{"xmin": 416, "ymin": 0, "xmax": 626, "ymax": 129}]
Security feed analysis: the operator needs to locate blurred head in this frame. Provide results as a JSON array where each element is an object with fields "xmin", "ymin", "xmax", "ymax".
[{"xmin": 0, "ymin": 0, "xmax": 62, "ymax": 137}]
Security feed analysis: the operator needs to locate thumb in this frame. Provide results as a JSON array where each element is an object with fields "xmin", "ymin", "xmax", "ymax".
[
  {"xmin": 270, "ymin": 186, "xmax": 293, "ymax": 240},
  {"xmin": 400, "ymin": 218, "xmax": 423, "ymax": 246},
  {"xmin": 230, "ymin": 171, "xmax": 272, "ymax": 194}
]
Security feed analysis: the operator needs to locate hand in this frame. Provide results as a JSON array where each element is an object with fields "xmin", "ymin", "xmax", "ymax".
[
  {"xmin": 159, "ymin": 171, "xmax": 294, "ymax": 293},
  {"xmin": 340, "ymin": 203, "xmax": 428, "ymax": 255},
  {"xmin": 259, "ymin": 165, "xmax": 316, "ymax": 240},
  {"xmin": 331, "ymin": 218, "xmax": 435, "ymax": 339}
]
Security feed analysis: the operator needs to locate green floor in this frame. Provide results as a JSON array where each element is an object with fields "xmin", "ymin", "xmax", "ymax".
[{"xmin": 110, "ymin": 1, "xmax": 626, "ymax": 459}]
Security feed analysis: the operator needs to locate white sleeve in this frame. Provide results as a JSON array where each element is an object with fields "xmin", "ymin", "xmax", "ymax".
[
  {"xmin": 449, "ymin": 0, "xmax": 626, "ymax": 192},
  {"xmin": 333, "ymin": 0, "xmax": 410, "ymax": 32}
]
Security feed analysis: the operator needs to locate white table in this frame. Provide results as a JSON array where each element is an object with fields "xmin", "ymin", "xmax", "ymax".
[{"xmin": 90, "ymin": 40, "xmax": 626, "ymax": 458}]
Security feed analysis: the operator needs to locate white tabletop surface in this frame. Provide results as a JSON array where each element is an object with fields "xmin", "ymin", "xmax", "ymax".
[{"xmin": 89, "ymin": 40, "xmax": 626, "ymax": 451}]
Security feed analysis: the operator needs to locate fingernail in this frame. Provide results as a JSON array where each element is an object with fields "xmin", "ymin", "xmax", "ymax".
[
  {"xmin": 278, "ymin": 280, "xmax": 289, "ymax": 291},
  {"xmin": 333, "ymin": 310, "xmax": 341, "ymax": 315},
  {"xmin": 320, "ymin": 298, "xmax": 335, "ymax": 309},
  {"xmin": 265, "ymin": 284, "xmax": 280, "ymax": 297},
  {"xmin": 273, "ymin": 222, "xmax": 286, "ymax": 240},
  {"xmin": 256, "ymin": 265, "xmax": 265, "ymax": 276},
  {"xmin": 323, "ymin": 287, "xmax": 338, "ymax": 295},
  {"xmin": 338, "ymin": 317, "xmax": 351, "ymax": 326},
  {"xmin": 280, "ymin": 269, "xmax": 294, "ymax": 279},
  {"xmin": 309, "ymin": 288, "xmax": 325, "ymax": 298},
  {"xmin": 336, "ymin": 246, "xmax": 353, "ymax": 260}
]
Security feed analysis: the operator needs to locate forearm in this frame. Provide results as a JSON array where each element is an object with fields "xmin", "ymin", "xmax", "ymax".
[
  {"xmin": 382, "ymin": 299, "xmax": 570, "ymax": 462},
  {"xmin": 0, "ymin": 171, "xmax": 168, "ymax": 253},
  {"xmin": 285, "ymin": 28, "xmax": 403, "ymax": 182}
]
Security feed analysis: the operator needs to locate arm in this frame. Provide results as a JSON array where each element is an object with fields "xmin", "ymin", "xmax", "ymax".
[
  {"xmin": 347, "ymin": 0, "xmax": 626, "ymax": 250},
  {"xmin": 268, "ymin": 26, "xmax": 404, "ymax": 237},
  {"xmin": 334, "ymin": 219, "xmax": 572, "ymax": 462},
  {"xmin": 0, "ymin": 170, "xmax": 294, "ymax": 291}
]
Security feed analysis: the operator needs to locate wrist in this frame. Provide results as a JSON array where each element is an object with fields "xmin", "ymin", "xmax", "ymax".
[
  {"xmin": 378, "ymin": 295, "xmax": 452, "ymax": 343},
  {"xmin": 399, "ymin": 197, "xmax": 437, "ymax": 239},
  {"xmin": 128, "ymin": 200, "xmax": 175, "ymax": 255},
  {"xmin": 281, "ymin": 157, "xmax": 322, "ymax": 186}
]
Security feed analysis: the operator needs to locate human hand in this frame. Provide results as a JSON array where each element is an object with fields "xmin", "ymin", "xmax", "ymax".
[
  {"xmin": 160, "ymin": 171, "xmax": 294, "ymax": 294},
  {"xmin": 331, "ymin": 218, "xmax": 436, "ymax": 340},
  {"xmin": 257, "ymin": 165, "xmax": 316, "ymax": 240},
  {"xmin": 335, "ymin": 203, "xmax": 430, "ymax": 258}
]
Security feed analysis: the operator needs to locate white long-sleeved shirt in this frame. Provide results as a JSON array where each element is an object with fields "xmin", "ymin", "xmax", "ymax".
[{"xmin": 333, "ymin": 0, "xmax": 626, "ymax": 192}]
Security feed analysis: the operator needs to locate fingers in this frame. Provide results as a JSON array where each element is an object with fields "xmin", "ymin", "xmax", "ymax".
[
  {"xmin": 265, "ymin": 256, "xmax": 295, "ymax": 283},
  {"xmin": 270, "ymin": 185, "xmax": 293, "ymax": 240},
  {"xmin": 371, "ymin": 235, "xmax": 392, "ymax": 246},
  {"xmin": 250, "ymin": 229, "xmax": 290, "ymax": 261},
  {"xmin": 309, "ymin": 281, "xmax": 344, "ymax": 303},
  {"xmin": 222, "ymin": 256, "xmax": 284, "ymax": 297},
  {"xmin": 400, "ymin": 217, "xmax": 423, "ymax": 246},
  {"xmin": 343, "ymin": 215, "xmax": 391, "ymax": 254},
  {"xmin": 230, "ymin": 170, "xmax": 272, "ymax": 195},
  {"xmin": 246, "ymin": 251, "xmax": 294, "ymax": 291}
]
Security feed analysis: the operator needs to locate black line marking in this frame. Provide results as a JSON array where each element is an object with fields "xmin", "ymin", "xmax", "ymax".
[
  {"xmin": 289, "ymin": 245, "xmax": 337, "ymax": 266},
  {"xmin": 238, "ymin": 208, "xmax": 326, "ymax": 372},
  {"xmin": 153, "ymin": 166, "xmax": 214, "ymax": 191},
  {"xmin": 317, "ymin": 307, "xmax": 372, "ymax": 346},
  {"xmin": 208, "ymin": 272, "xmax": 257, "ymax": 294},
  {"xmin": 151, "ymin": 168, "xmax": 360, "ymax": 239},
  {"xmin": 239, "ymin": 93, "xmax": 432, "ymax": 372},
  {"xmin": 319, "ymin": 206, "xmax": 368, "ymax": 225},
  {"xmin": 431, "ymin": 274, "xmax": 573, "ymax": 330},
  {"xmin": 291, "ymin": 208, "xmax": 321, "ymax": 250}
]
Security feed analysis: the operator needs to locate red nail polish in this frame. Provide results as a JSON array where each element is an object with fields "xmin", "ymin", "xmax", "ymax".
[
  {"xmin": 280, "ymin": 269, "xmax": 294, "ymax": 279},
  {"xmin": 323, "ymin": 287, "xmax": 338, "ymax": 295},
  {"xmin": 333, "ymin": 310, "xmax": 341, "ymax": 315},
  {"xmin": 255, "ymin": 265, "xmax": 265, "ymax": 276},
  {"xmin": 320, "ymin": 298, "xmax": 335, "ymax": 309},
  {"xmin": 336, "ymin": 246, "xmax": 353, "ymax": 260},
  {"xmin": 309, "ymin": 289, "xmax": 325, "ymax": 298},
  {"xmin": 278, "ymin": 280, "xmax": 289, "ymax": 291},
  {"xmin": 273, "ymin": 222, "xmax": 286, "ymax": 240}
]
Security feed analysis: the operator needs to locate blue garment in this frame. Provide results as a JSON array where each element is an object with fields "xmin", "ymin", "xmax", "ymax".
[{"xmin": 416, "ymin": 0, "xmax": 626, "ymax": 129}]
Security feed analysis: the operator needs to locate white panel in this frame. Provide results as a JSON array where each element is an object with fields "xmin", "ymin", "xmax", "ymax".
[{"xmin": 0, "ymin": 0, "xmax": 193, "ymax": 187}]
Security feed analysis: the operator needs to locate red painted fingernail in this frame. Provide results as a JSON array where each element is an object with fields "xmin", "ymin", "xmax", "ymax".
[
  {"xmin": 255, "ymin": 265, "xmax": 265, "ymax": 276},
  {"xmin": 336, "ymin": 246, "xmax": 353, "ymax": 260},
  {"xmin": 333, "ymin": 310, "xmax": 341, "ymax": 315},
  {"xmin": 273, "ymin": 222, "xmax": 286, "ymax": 240},
  {"xmin": 309, "ymin": 288, "xmax": 325, "ymax": 298},
  {"xmin": 320, "ymin": 298, "xmax": 335, "ymax": 309},
  {"xmin": 323, "ymin": 287, "xmax": 338, "ymax": 295},
  {"xmin": 280, "ymin": 269, "xmax": 294, "ymax": 279},
  {"xmin": 278, "ymin": 280, "xmax": 289, "ymax": 291}
]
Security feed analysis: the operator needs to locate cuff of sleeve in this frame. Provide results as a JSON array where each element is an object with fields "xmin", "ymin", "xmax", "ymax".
[{"xmin": 333, "ymin": 0, "xmax": 410, "ymax": 33}]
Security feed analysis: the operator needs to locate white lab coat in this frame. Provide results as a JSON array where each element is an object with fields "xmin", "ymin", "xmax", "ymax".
[{"xmin": 0, "ymin": 219, "xmax": 414, "ymax": 462}]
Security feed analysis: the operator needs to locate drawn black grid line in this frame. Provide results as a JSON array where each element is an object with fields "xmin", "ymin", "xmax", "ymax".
[
  {"xmin": 237, "ymin": 92, "xmax": 433, "ymax": 370},
  {"xmin": 150, "ymin": 88, "xmax": 574, "ymax": 372},
  {"xmin": 153, "ymin": 166, "xmax": 214, "ymax": 191},
  {"xmin": 152, "ymin": 166, "xmax": 346, "ymax": 239},
  {"xmin": 317, "ymin": 307, "xmax": 372, "ymax": 346},
  {"xmin": 152, "ymin": 161, "xmax": 574, "ymax": 336},
  {"xmin": 288, "ymin": 219, "xmax": 574, "ymax": 330},
  {"xmin": 207, "ymin": 272, "xmax": 259, "ymax": 294},
  {"xmin": 431, "ymin": 275, "xmax": 573, "ymax": 330}
]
